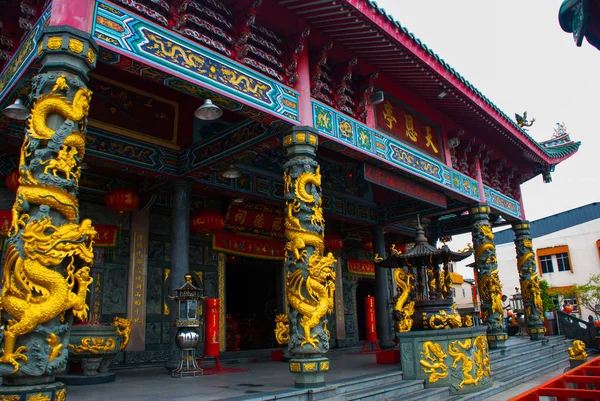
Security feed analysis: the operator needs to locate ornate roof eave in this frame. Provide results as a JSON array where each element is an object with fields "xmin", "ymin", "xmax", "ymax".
[
  {"xmin": 559, "ymin": 0, "xmax": 600, "ymax": 51},
  {"xmin": 337, "ymin": 0, "xmax": 581, "ymax": 164}
]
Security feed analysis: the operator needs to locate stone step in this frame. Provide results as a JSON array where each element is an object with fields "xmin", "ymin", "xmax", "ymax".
[
  {"xmin": 489, "ymin": 336, "xmax": 566, "ymax": 360},
  {"xmin": 330, "ymin": 370, "xmax": 405, "ymax": 396},
  {"xmin": 388, "ymin": 387, "xmax": 452, "ymax": 401},
  {"xmin": 491, "ymin": 342, "xmax": 569, "ymax": 372},
  {"xmin": 342, "ymin": 379, "xmax": 425, "ymax": 401},
  {"xmin": 454, "ymin": 358, "xmax": 570, "ymax": 401},
  {"xmin": 492, "ymin": 344, "xmax": 568, "ymax": 382}
]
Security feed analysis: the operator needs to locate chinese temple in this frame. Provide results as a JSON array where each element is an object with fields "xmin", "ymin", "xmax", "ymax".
[{"xmin": 0, "ymin": 0, "xmax": 580, "ymax": 398}]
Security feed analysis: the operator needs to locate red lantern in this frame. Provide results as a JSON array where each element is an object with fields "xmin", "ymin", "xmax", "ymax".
[
  {"xmin": 564, "ymin": 304, "xmax": 574, "ymax": 314},
  {"xmin": 360, "ymin": 240, "xmax": 373, "ymax": 252},
  {"xmin": 5, "ymin": 170, "xmax": 19, "ymax": 192},
  {"xmin": 104, "ymin": 188, "xmax": 140, "ymax": 213},
  {"xmin": 325, "ymin": 233, "xmax": 343, "ymax": 252},
  {"xmin": 190, "ymin": 210, "xmax": 225, "ymax": 234}
]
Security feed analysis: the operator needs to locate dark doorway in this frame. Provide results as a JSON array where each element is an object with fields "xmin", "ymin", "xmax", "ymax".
[
  {"xmin": 225, "ymin": 255, "xmax": 282, "ymax": 350},
  {"xmin": 355, "ymin": 278, "xmax": 376, "ymax": 341}
]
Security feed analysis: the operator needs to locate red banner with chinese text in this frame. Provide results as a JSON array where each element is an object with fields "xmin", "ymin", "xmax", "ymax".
[
  {"xmin": 0, "ymin": 210, "xmax": 11, "ymax": 236},
  {"xmin": 347, "ymin": 259, "xmax": 375, "ymax": 277},
  {"xmin": 375, "ymin": 98, "xmax": 443, "ymax": 160},
  {"xmin": 93, "ymin": 224, "xmax": 119, "ymax": 247},
  {"xmin": 225, "ymin": 202, "xmax": 284, "ymax": 238},
  {"xmin": 213, "ymin": 231, "xmax": 285, "ymax": 260},
  {"xmin": 364, "ymin": 164, "xmax": 447, "ymax": 207}
]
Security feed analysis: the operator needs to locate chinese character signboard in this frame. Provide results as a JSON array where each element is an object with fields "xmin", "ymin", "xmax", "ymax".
[
  {"xmin": 127, "ymin": 210, "xmax": 149, "ymax": 351},
  {"xmin": 225, "ymin": 201, "xmax": 284, "ymax": 238},
  {"xmin": 375, "ymin": 96, "xmax": 443, "ymax": 160},
  {"xmin": 347, "ymin": 259, "xmax": 375, "ymax": 277},
  {"xmin": 364, "ymin": 164, "xmax": 447, "ymax": 208}
]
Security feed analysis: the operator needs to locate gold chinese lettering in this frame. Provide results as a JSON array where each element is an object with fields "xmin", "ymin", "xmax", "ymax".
[
  {"xmin": 234, "ymin": 210, "xmax": 247, "ymax": 224},
  {"xmin": 271, "ymin": 217, "xmax": 283, "ymax": 231},
  {"xmin": 253, "ymin": 213, "xmax": 265, "ymax": 228},
  {"xmin": 383, "ymin": 101, "xmax": 397, "ymax": 129},
  {"xmin": 425, "ymin": 126, "xmax": 438, "ymax": 153},
  {"xmin": 405, "ymin": 114, "xmax": 418, "ymax": 142}
]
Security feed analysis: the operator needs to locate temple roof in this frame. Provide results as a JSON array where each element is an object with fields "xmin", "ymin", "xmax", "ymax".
[
  {"xmin": 329, "ymin": 0, "xmax": 581, "ymax": 165},
  {"xmin": 559, "ymin": 0, "xmax": 600, "ymax": 50}
]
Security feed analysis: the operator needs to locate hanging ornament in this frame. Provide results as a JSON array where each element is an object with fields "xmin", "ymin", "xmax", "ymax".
[
  {"xmin": 5, "ymin": 170, "xmax": 19, "ymax": 192},
  {"xmin": 190, "ymin": 210, "xmax": 225, "ymax": 234},
  {"xmin": 325, "ymin": 233, "xmax": 344, "ymax": 252},
  {"xmin": 104, "ymin": 188, "xmax": 140, "ymax": 214}
]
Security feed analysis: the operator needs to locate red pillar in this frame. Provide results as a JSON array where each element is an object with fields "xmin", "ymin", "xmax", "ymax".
[
  {"xmin": 474, "ymin": 159, "xmax": 487, "ymax": 203},
  {"xmin": 295, "ymin": 33, "xmax": 312, "ymax": 126},
  {"xmin": 50, "ymin": 0, "xmax": 96, "ymax": 33}
]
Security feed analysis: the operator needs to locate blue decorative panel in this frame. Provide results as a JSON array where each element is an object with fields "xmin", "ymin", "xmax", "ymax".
[
  {"xmin": 0, "ymin": 6, "xmax": 50, "ymax": 102},
  {"xmin": 93, "ymin": 1, "xmax": 299, "ymax": 123},
  {"xmin": 312, "ymin": 100, "xmax": 522, "ymax": 219},
  {"xmin": 484, "ymin": 187, "xmax": 522, "ymax": 219}
]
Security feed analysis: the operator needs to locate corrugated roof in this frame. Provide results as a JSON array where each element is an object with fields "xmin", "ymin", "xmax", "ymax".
[{"xmin": 494, "ymin": 202, "xmax": 600, "ymax": 245}]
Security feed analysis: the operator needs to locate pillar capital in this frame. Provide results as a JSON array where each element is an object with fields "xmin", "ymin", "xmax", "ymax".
[
  {"xmin": 469, "ymin": 203, "xmax": 491, "ymax": 217},
  {"xmin": 38, "ymin": 26, "xmax": 98, "ymax": 79},
  {"xmin": 283, "ymin": 126, "xmax": 319, "ymax": 158}
]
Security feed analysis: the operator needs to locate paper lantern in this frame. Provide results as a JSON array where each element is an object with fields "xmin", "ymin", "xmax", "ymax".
[
  {"xmin": 360, "ymin": 240, "xmax": 373, "ymax": 252},
  {"xmin": 104, "ymin": 188, "xmax": 140, "ymax": 214},
  {"xmin": 564, "ymin": 304, "xmax": 574, "ymax": 314},
  {"xmin": 5, "ymin": 170, "xmax": 19, "ymax": 192},
  {"xmin": 190, "ymin": 210, "xmax": 225, "ymax": 234},
  {"xmin": 325, "ymin": 234, "xmax": 344, "ymax": 251}
]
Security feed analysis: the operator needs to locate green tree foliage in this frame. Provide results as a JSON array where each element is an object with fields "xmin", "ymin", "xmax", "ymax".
[
  {"xmin": 539, "ymin": 279, "xmax": 555, "ymax": 312},
  {"xmin": 567, "ymin": 274, "xmax": 600, "ymax": 319}
]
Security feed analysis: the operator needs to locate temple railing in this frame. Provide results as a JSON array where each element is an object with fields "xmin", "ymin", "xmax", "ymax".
[
  {"xmin": 557, "ymin": 310, "xmax": 597, "ymax": 349},
  {"xmin": 508, "ymin": 355, "xmax": 600, "ymax": 400}
]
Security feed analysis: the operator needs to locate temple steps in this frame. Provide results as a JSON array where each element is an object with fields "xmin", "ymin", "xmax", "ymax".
[
  {"xmin": 387, "ymin": 387, "xmax": 454, "ymax": 401},
  {"xmin": 450, "ymin": 335, "xmax": 571, "ymax": 401},
  {"xmin": 341, "ymin": 378, "xmax": 426, "ymax": 401}
]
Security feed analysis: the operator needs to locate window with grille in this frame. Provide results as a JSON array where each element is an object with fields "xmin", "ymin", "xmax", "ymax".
[
  {"xmin": 556, "ymin": 253, "xmax": 571, "ymax": 272},
  {"xmin": 540, "ymin": 255, "xmax": 554, "ymax": 274}
]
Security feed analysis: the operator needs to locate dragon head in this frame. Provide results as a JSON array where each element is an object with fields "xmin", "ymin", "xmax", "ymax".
[
  {"xmin": 307, "ymin": 251, "xmax": 336, "ymax": 284},
  {"xmin": 22, "ymin": 217, "xmax": 96, "ymax": 266}
]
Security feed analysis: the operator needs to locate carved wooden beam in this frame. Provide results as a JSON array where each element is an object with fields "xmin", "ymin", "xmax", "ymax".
[
  {"xmin": 335, "ymin": 56, "xmax": 357, "ymax": 117},
  {"xmin": 310, "ymin": 41, "xmax": 333, "ymax": 99},
  {"xmin": 357, "ymin": 71, "xmax": 378, "ymax": 122},
  {"xmin": 285, "ymin": 27, "xmax": 310, "ymax": 86}
]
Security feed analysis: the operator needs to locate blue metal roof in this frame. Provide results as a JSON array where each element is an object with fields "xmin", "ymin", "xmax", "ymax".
[{"xmin": 494, "ymin": 203, "xmax": 600, "ymax": 245}]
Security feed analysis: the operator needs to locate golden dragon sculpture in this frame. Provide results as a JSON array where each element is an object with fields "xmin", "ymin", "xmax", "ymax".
[
  {"xmin": 420, "ymin": 341, "xmax": 448, "ymax": 383},
  {"xmin": 568, "ymin": 340, "xmax": 587, "ymax": 360},
  {"xmin": 474, "ymin": 224, "xmax": 496, "ymax": 261},
  {"xmin": 113, "ymin": 316, "xmax": 132, "ymax": 351},
  {"xmin": 0, "ymin": 216, "xmax": 95, "ymax": 372},
  {"xmin": 393, "ymin": 268, "xmax": 415, "ymax": 332},
  {"xmin": 473, "ymin": 335, "xmax": 491, "ymax": 381},
  {"xmin": 448, "ymin": 340, "xmax": 478, "ymax": 388},
  {"xmin": 274, "ymin": 314, "xmax": 290, "ymax": 345},
  {"xmin": 522, "ymin": 272, "xmax": 544, "ymax": 321},
  {"xmin": 145, "ymin": 32, "xmax": 205, "ymax": 69},
  {"xmin": 286, "ymin": 251, "xmax": 336, "ymax": 348},
  {"xmin": 284, "ymin": 199, "xmax": 324, "ymax": 263},
  {"xmin": 478, "ymin": 269, "xmax": 503, "ymax": 324},
  {"xmin": 28, "ymin": 86, "xmax": 92, "ymax": 141}
]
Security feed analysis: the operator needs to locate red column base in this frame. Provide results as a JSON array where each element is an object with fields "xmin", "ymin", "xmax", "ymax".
[{"xmin": 361, "ymin": 340, "xmax": 381, "ymax": 354}]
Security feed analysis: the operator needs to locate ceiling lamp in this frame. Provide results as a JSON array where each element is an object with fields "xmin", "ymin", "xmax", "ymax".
[
  {"xmin": 2, "ymin": 98, "xmax": 29, "ymax": 120},
  {"xmin": 221, "ymin": 164, "xmax": 241, "ymax": 179},
  {"xmin": 437, "ymin": 87, "xmax": 448, "ymax": 100},
  {"xmin": 194, "ymin": 99, "xmax": 223, "ymax": 121}
]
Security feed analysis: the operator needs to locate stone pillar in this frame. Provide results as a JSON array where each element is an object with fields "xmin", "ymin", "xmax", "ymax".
[
  {"xmin": 166, "ymin": 179, "xmax": 192, "ymax": 368},
  {"xmin": 0, "ymin": 26, "xmax": 97, "ymax": 398},
  {"xmin": 283, "ymin": 127, "xmax": 335, "ymax": 388},
  {"xmin": 513, "ymin": 221, "xmax": 545, "ymax": 340},
  {"xmin": 372, "ymin": 226, "xmax": 393, "ymax": 347},
  {"xmin": 470, "ymin": 204, "xmax": 507, "ymax": 349}
]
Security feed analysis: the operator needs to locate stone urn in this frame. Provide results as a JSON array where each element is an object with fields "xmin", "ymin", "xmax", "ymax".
[{"xmin": 65, "ymin": 317, "xmax": 131, "ymax": 382}]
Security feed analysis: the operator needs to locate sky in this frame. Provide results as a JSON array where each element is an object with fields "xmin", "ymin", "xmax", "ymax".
[{"xmin": 374, "ymin": 0, "xmax": 600, "ymax": 277}]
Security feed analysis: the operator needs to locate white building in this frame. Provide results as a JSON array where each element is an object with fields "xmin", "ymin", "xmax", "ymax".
[{"xmin": 493, "ymin": 203, "xmax": 600, "ymax": 319}]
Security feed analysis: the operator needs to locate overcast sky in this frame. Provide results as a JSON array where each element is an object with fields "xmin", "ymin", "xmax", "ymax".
[{"xmin": 374, "ymin": 0, "xmax": 600, "ymax": 276}]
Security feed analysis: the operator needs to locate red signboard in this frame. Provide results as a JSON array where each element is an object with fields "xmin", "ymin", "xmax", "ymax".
[
  {"xmin": 347, "ymin": 259, "xmax": 375, "ymax": 277},
  {"xmin": 213, "ymin": 231, "xmax": 285, "ymax": 260},
  {"xmin": 225, "ymin": 201, "xmax": 284, "ymax": 238},
  {"xmin": 204, "ymin": 298, "xmax": 220, "ymax": 357},
  {"xmin": 364, "ymin": 164, "xmax": 447, "ymax": 207},
  {"xmin": 93, "ymin": 224, "xmax": 119, "ymax": 247},
  {"xmin": 375, "ymin": 98, "xmax": 443, "ymax": 160},
  {"xmin": 364, "ymin": 296, "xmax": 377, "ymax": 342}
]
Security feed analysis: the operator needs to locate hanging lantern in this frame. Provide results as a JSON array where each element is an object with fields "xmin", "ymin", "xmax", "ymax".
[
  {"xmin": 190, "ymin": 210, "xmax": 225, "ymax": 234},
  {"xmin": 325, "ymin": 233, "xmax": 344, "ymax": 252},
  {"xmin": 360, "ymin": 240, "xmax": 373, "ymax": 252},
  {"xmin": 104, "ymin": 188, "xmax": 140, "ymax": 214},
  {"xmin": 5, "ymin": 170, "xmax": 19, "ymax": 192}
]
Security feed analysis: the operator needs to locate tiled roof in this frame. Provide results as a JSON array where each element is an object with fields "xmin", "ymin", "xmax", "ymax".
[{"xmin": 362, "ymin": 0, "xmax": 581, "ymax": 161}]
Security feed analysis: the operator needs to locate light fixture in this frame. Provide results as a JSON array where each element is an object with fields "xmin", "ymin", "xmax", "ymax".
[
  {"xmin": 194, "ymin": 99, "xmax": 222, "ymax": 121},
  {"xmin": 437, "ymin": 87, "xmax": 448, "ymax": 100},
  {"xmin": 232, "ymin": 197, "xmax": 244, "ymax": 205},
  {"xmin": 370, "ymin": 91, "xmax": 384, "ymax": 105},
  {"xmin": 222, "ymin": 164, "xmax": 240, "ymax": 179},
  {"xmin": 447, "ymin": 137, "xmax": 460, "ymax": 149},
  {"xmin": 2, "ymin": 98, "xmax": 29, "ymax": 120}
]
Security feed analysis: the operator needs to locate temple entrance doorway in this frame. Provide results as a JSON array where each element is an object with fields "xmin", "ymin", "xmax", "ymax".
[
  {"xmin": 355, "ymin": 278, "xmax": 376, "ymax": 341},
  {"xmin": 225, "ymin": 255, "xmax": 283, "ymax": 350}
]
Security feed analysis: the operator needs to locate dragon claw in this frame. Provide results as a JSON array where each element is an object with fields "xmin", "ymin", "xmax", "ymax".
[
  {"xmin": 0, "ymin": 346, "xmax": 29, "ymax": 374},
  {"xmin": 300, "ymin": 334, "xmax": 320, "ymax": 349}
]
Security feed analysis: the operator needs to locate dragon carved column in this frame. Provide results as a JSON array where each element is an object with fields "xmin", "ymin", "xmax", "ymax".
[
  {"xmin": 470, "ymin": 204, "xmax": 507, "ymax": 349},
  {"xmin": 0, "ymin": 26, "xmax": 97, "ymax": 398},
  {"xmin": 513, "ymin": 221, "xmax": 545, "ymax": 340},
  {"xmin": 282, "ymin": 126, "xmax": 336, "ymax": 388}
]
